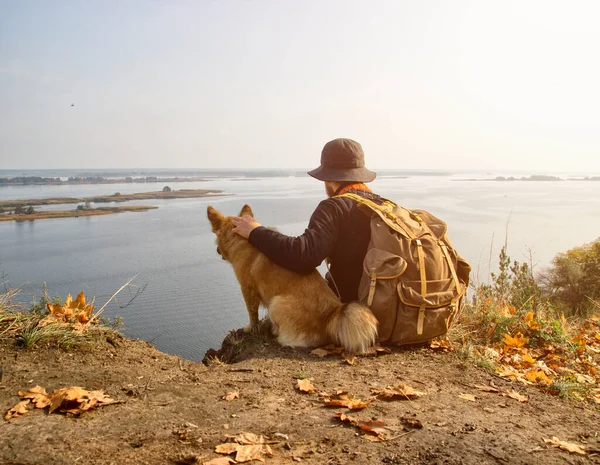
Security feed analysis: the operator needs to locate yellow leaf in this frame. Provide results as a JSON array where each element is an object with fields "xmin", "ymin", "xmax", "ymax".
[
  {"xmin": 223, "ymin": 391, "xmax": 240, "ymax": 401},
  {"xmin": 310, "ymin": 348, "xmax": 330, "ymax": 357},
  {"xmin": 525, "ymin": 312, "xmax": 541, "ymax": 330},
  {"xmin": 215, "ymin": 443, "xmax": 239, "ymax": 455},
  {"xmin": 234, "ymin": 444, "xmax": 264, "ymax": 463},
  {"xmin": 524, "ymin": 369, "xmax": 551, "ymax": 385},
  {"xmin": 344, "ymin": 356, "xmax": 357, "ymax": 366},
  {"xmin": 18, "ymin": 385, "xmax": 51, "ymax": 409},
  {"xmin": 458, "ymin": 393, "xmax": 477, "ymax": 402},
  {"xmin": 371, "ymin": 383, "xmax": 425, "ymax": 400},
  {"xmin": 522, "ymin": 353, "xmax": 536, "ymax": 365},
  {"xmin": 502, "ymin": 390, "xmax": 528, "ymax": 403},
  {"xmin": 203, "ymin": 457, "xmax": 235, "ymax": 465},
  {"xmin": 503, "ymin": 332, "xmax": 528, "ymax": 348},
  {"xmin": 543, "ymin": 437, "xmax": 587, "ymax": 455},
  {"xmin": 296, "ymin": 379, "xmax": 316, "ymax": 393},
  {"xmin": 5, "ymin": 400, "xmax": 31, "ymax": 420}
]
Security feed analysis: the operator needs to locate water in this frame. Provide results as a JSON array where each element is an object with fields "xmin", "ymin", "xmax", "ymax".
[{"xmin": 1, "ymin": 172, "xmax": 600, "ymax": 361}]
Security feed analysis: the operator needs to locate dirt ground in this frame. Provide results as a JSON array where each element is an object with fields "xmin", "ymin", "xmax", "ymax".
[{"xmin": 1, "ymin": 325, "xmax": 599, "ymax": 465}]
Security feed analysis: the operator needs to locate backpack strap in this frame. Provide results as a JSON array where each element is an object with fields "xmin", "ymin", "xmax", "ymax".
[{"xmin": 338, "ymin": 192, "xmax": 429, "ymax": 335}]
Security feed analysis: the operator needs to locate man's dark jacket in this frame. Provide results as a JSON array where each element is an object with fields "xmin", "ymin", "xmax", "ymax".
[{"xmin": 248, "ymin": 188, "xmax": 383, "ymax": 303}]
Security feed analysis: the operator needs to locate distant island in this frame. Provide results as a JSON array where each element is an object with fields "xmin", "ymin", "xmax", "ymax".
[
  {"xmin": 0, "ymin": 175, "xmax": 208, "ymax": 186},
  {"xmin": 0, "ymin": 188, "xmax": 224, "ymax": 222},
  {"xmin": 454, "ymin": 175, "xmax": 600, "ymax": 182}
]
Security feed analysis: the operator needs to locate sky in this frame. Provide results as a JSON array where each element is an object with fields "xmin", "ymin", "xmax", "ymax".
[{"xmin": 1, "ymin": 0, "xmax": 599, "ymax": 172}]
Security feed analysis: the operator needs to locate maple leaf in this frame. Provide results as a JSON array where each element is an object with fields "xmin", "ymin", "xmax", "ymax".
[
  {"xmin": 503, "ymin": 332, "xmax": 528, "ymax": 348},
  {"xmin": 5, "ymin": 400, "xmax": 31, "ymax": 420},
  {"xmin": 371, "ymin": 384, "xmax": 425, "ymax": 400},
  {"xmin": 47, "ymin": 386, "xmax": 115, "ymax": 414},
  {"xmin": 321, "ymin": 393, "xmax": 372, "ymax": 410},
  {"xmin": 203, "ymin": 458, "xmax": 235, "ymax": 465},
  {"xmin": 543, "ymin": 437, "xmax": 587, "ymax": 455},
  {"xmin": 524, "ymin": 369, "xmax": 551, "ymax": 385},
  {"xmin": 310, "ymin": 348, "xmax": 330, "ymax": 357},
  {"xmin": 525, "ymin": 312, "xmax": 541, "ymax": 330},
  {"xmin": 44, "ymin": 291, "xmax": 95, "ymax": 327},
  {"xmin": 223, "ymin": 391, "xmax": 240, "ymax": 401},
  {"xmin": 296, "ymin": 379, "xmax": 316, "ymax": 393},
  {"xmin": 502, "ymin": 390, "xmax": 528, "ymax": 403},
  {"xmin": 522, "ymin": 353, "xmax": 537, "ymax": 366},
  {"xmin": 215, "ymin": 433, "xmax": 272, "ymax": 463},
  {"xmin": 344, "ymin": 356, "xmax": 357, "ymax": 366},
  {"xmin": 18, "ymin": 385, "xmax": 51, "ymax": 408},
  {"xmin": 234, "ymin": 444, "xmax": 265, "ymax": 463}
]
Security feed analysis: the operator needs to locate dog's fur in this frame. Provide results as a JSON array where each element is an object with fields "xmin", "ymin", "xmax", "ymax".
[{"xmin": 207, "ymin": 204, "xmax": 378, "ymax": 352}]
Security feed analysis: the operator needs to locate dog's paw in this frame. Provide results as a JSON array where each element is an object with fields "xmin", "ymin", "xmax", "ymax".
[{"xmin": 243, "ymin": 323, "xmax": 258, "ymax": 333}]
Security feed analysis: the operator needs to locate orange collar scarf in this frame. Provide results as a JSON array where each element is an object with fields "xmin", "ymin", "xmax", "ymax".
[{"xmin": 335, "ymin": 183, "xmax": 372, "ymax": 196}]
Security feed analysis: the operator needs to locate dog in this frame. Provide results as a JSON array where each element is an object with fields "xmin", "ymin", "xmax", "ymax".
[{"xmin": 207, "ymin": 204, "xmax": 378, "ymax": 352}]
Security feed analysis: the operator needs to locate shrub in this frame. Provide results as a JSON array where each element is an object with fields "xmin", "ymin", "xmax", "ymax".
[{"xmin": 540, "ymin": 237, "xmax": 600, "ymax": 318}]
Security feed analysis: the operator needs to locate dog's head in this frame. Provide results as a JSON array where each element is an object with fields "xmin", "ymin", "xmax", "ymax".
[{"xmin": 207, "ymin": 204, "xmax": 254, "ymax": 262}]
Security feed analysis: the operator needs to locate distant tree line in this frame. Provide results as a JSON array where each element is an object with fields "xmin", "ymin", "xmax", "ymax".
[{"xmin": 0, "ymin": 177, "xmax": 61, "ymax": 184}]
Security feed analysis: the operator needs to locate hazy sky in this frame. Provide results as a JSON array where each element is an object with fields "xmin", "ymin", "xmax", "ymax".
[{"xmin": 1, "ymin": 1, "xmax": 599, "ymax": 171}]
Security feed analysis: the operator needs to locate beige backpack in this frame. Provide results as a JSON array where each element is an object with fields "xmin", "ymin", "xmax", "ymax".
[{"xmin": 339, "ymin": 193, "xmax": 471, "ymax": 345}]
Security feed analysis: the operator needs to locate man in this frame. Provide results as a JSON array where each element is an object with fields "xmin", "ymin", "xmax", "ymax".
[{"xmin": 231, "ymin": 138, "xmax": 383, "ymax": 303}]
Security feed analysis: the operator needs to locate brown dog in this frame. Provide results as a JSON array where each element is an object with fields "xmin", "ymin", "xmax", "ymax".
[{"xmin": 207, "ymin": 204, "xmax": 378, "ymax": 352}]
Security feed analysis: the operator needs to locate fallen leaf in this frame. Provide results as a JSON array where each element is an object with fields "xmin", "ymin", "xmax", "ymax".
[
  {"xmin": 215, "ymin": 444, "xmax": 239, "ymax": 455},
  {"xmin": 45, "ymin": 291, "xmax": 95, "ymax": 326},
  {"xmin": 524, "ymin": 369, "xmax": 552, "ymax": 385},
  {"xmin": 543, "ymin": 436, "xmax": 587, "ymax": 455},
  {"xmin": 344, "ymin": 356, "xmax": 357, "ymax": 366},
  {"xmin": 223, "ymin": 391, "xmax": 240, "ymax": 401},
  {"xmin": 372, "ymin": 384, "xmax": 425, "ymax": 400},
  {"xmin": 458, "ymin": 393, "xmax": 477, "ymax": 402},
  {"xmin": 502, "ymin": 390, "xmax": 528, "ymax": 403},
  {"xmin": 503, "ymin": 332, "xmax": 528, "ymax": 348},
  {"xmin": 401, "ymin": 417, "xmax": 423, "ymax": 429},
  {"xmin": 310, "ymin": 348, "xmax": 330, "ymax": 357},
  {"xmin": 18, "ymin": 385, "xmax": 51, "ymax": 408},
  {"xmin": 5, "ymin": 400, "xmax": 31, "ymax": 420},
  {"xmin": 296, "ymin": 379, "xmax": 316, "ymax": 393},
  {"xmin": 336, "ymin": 412, "xmax": 393, "ymax": 440},
  {"xmin": 234, "ymin": 445, "xmax": 264, "ymax": 463},
  {"xmin": 203, "ymin": 458, "xmax": 235, "ymax": 465},
  {"xmin": 310, "ymin": 347, "xmax": 329, "ymax": 358}
]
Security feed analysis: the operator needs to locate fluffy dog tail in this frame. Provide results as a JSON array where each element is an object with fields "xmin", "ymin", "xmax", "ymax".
[{"xmin": 326, "ymin": 302, "xmax": 378, "ymax": 353}]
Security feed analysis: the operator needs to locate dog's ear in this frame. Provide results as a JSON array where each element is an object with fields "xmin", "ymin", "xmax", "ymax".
[
  {"xmin": 239, "ymin": 204, "xmax": 254, "ymax": 218},
  {"xmin": 207, "ymin": 206, "xmax": 225, "ymax": 230}
]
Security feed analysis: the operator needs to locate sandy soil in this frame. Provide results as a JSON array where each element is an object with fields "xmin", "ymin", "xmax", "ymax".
[{"xmin": 1, "ymin": 326, "xmax": 599, "ymax": 465}]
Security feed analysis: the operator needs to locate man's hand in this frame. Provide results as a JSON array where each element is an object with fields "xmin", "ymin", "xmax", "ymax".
[{"xmin": 231, "ymin": 215, "xmax": 261, "ymax": 239}]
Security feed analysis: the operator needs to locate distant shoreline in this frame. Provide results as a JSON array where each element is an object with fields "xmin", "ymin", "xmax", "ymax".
[
  {"xmin": 453, "ymin": 175, "xmax": 600, "ymax": 182},
  {"xmin": 0, "ymin": 188, "xmax": 226, "ymax": 222},
  {"xmin": 0, "ymin": 188, "xmax": 225, "ymax": 209},
  {"xmin": 0, "ymin": 206, "xmax": 158, "ymax": 222},
  {"xmin": 0, "ymin": 176, "xmax": 208, "ymax": 186}
]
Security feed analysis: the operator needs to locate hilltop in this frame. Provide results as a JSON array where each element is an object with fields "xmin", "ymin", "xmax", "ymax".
[{"xmin": 1, "ymin": 324, "xmax": 598, "ymax": 465}]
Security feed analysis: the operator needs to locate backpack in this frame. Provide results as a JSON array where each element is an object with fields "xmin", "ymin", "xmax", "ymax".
[{"xmin": 338, "ymin": 192, "xmax": 471, "ymax": 345}]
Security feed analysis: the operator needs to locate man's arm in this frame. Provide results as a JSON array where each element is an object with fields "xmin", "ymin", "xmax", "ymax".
[{"xmin": 236, "ymin": 199, "xmax": 343, "ymax": 274}]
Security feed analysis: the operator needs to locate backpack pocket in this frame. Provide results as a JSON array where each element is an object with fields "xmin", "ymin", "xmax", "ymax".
[
  {"xmin": 358, "ymin": 248, "xmax": 407, "ymax": 342},
  {"xmin": 393, "ymin": 279, "xmax": 460, "ymax": 345}
]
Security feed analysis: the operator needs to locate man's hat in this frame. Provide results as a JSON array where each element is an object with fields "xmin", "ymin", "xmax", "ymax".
[{"xmin": 307, "ymin": 138, "xmax": 376, "ymax": 182}]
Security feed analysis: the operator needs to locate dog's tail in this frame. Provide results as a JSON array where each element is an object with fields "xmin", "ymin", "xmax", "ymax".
[{"xmin": 326, "ymin": 302, "xmax": 378, "ymax": 353}]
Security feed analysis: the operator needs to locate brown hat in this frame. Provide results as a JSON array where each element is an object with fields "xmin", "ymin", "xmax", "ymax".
[{"xmin": 307, "ymin": 138, "xmax": 376, "ymax": 182}]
